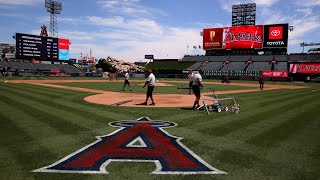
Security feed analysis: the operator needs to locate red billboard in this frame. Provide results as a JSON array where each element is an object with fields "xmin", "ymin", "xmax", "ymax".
[
  {"xmin": 290, "ymin": 64, "xmax": 320, "ymax": 74},
  {"xmin": 222, "ymin": 25, "xmax": 263, "ymax": 49},
  {"xmin": 203, "ymin": 28, "xmax": 223, "ymax": 49},
  {"xmin": 58, "ymin": 38, "xmax": 69, "ymax": 50},
  {"xmin": 203, "ymin": 24, "xmax": 288, "ymax": 50},
  {"xmin": 269, "ymin": 26, "xmax": 283, "ymax": 39},
  {"xmin": 262, "ymin": 70, "xmax": 288, "ymax": 77}
]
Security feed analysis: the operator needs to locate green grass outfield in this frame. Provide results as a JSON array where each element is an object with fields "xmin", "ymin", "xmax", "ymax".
[{"xmin": 0, "ymin": 78, "xmax": 319, "ymax": 179}]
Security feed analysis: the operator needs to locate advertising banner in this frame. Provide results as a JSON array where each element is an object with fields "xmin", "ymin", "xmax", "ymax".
[
  {"xmin": 263, "ymin": 24, "xmax": 288, "ymax": 48},
  {"xmin": 262, "ymin": 70, "xmax": 288, "ymax": 77},
  {"xmin": 222, "ymin": 25, "xmax": 263, "ymax": 49},
  {"xmin": 203, "ymin": 28, "xmax": 223, "ymax": 50},
  {"xmin": 289, "ymin": 64, "xmax": 320, "ymax": 74},
  {"xmin": 58, "ymin": 38, "xmax": 69, "ymax": 50},
  {"xmin": 59, "ymin": 49, "xmax": 70, "ymax": 61}
]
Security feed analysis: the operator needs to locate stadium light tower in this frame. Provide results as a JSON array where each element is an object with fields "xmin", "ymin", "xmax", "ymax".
[{"xmin": 45, "ymin": 0, "xmax": 62, "ymax": 38}]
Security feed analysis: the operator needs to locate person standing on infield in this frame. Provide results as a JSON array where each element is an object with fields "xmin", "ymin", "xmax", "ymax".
[
  {"xmin": 188, "ymin": 70, "xmax": 195, "ymax": 94},
  {"xmin": 192, "ymin": 69, "xmax": 204, "ymax": 110},
  {"xmin": 142, "ymin": 69, "xmax": 156, "ymax": 105},
  {"xmin": 122, "ymin": 70, "xmax": 132, "ymax": 91},
  {"xmin": 259, "ymin": 75, "xmax": 265, "ymax": 90}
]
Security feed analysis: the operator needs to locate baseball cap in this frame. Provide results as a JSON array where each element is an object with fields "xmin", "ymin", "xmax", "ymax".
[{"xmin": 148, "ymin": 69, "xmax": 152, "ymax": 73}]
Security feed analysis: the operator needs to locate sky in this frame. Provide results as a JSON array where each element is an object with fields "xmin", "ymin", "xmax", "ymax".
[{"xmin": 0, "ymin": 0, "xmax": 320, "ymax": 62}]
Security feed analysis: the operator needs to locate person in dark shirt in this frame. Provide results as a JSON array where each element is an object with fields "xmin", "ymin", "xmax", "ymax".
[{"xmin": 259, "ymin": 75, "xmax": 265, "ymax": 90}]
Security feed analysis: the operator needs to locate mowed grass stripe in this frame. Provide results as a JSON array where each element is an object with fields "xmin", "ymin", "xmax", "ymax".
[
  {"xmin": 223, "ymin": 96, "xmax": 320, "ymax": 141},
  {"xmin": 260, "ymin": 117, "xmax": 320, "ymax": 178},
  {"xmin": 9, "ymin": 83, "xmax": 145, "ymax": 121},
  {"xmin": 5, "ymin": 84, "xmax": 117, "ymax": 124},
  {"xmin": 247, "ymin": 94, "xmax": 320, "ymax": 148},
  {"xmin": 199, "ymin": 91, "xmax": 316, "ymax": 137},
  {"xmin": 0, "ymin": 99, "xmax": 125, "ymax": 163},
  {"xmin": 145, "ymin": 90, "xmax": 310, "ymax": 134},
  {"xmin": 15, "ymin": 83, "xmax": 88, "ymax": 97},
  {"xmin": 0, "ymin": 100, "xmax": 77, "ymax": 146},
  {"xmin": 20, "ymin": 83, "xmax": 137, "ymax": 120},
  {"xmin": 0, "ymin": 109, "xmax": 58, "ymax": 173},
  {"xmin": 0, "ymin": 112, "xmax": 34, "ymax": 145},
  {"xmin": 186, "ymin": 89, "xmax": 311, "ymax": 129},
  {"xmin": 1, "ymin": 87, "xmax": 106, "ymax": 131},
  {"xmin": 0, "ymin": 91, "xmax": 88, "ymax": 135}
]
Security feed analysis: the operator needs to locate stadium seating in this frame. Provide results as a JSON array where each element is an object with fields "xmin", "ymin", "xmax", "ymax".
[
  {"xmin": 54, "ymin": 64, "xmax": 82, "ymax": 74},
  {"xmin": 33, "ymin": 63, "xmax": 58, "ymax": 71},
  {"xmin": 7, "ymin": 61, "xmax": 37, "ymax": 70},
  {"xmin": 246, "ymin": 62, "xmax": 271, "ymax": 71},
  {"xmin": 289, "ymin": 54, "xmax": 320, "ymax": 61},
  {"xmin": 221, "ymin": 62, "xmax": 247, "ymax": 71},
  {"xmin": 0, "ymin": 61, "xmax": 10, "ymax": 68},
  {"xmin": 203, "ymin": 62, "xmax": 223, "ymax": 71},
  {"xmin": 273, "ymin": 62, "xmax": 287, "ymax": 71},
  {"xmin": 181, "ymin": 56, "xmax": 210, "ymax": 62},
  {"xmin": 187, "ymin": 62, "xmax": 203, "ymax": 70}
]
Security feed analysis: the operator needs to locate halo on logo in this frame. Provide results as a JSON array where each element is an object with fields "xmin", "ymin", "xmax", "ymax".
[
  {"xmin": 210, "ymin": 31, "xmax": 216, "ymax": 41},
  {"xmin": 271, "ymin": 30, "xmax": 281, "ymax": 36}
]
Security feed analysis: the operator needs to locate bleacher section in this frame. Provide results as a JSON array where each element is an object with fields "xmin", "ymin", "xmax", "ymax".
[
  {"xmin": 187, "ymin": 62, "xmax": 203, "ymax": 70},
  {"xmin": 181, "ymin": 55, "xmax": 288, "ymax": 62},
  {"xmin": 289, "ymin": 54, "xmax": 320, "ymax": 61},
  {"xmin": 8, "ymin": 61, "xmax": 37, "ymax": 70},
  {"xmin": 54, "ymin": 64, "xmax": 82, "ymax": 74},
  {"xmin": 203, "ymin": 62, "xmax": 223, "ymax": 71},
  {"xmin": 246, "ymin": 62, "xmax": 271, "ymax": 71},
  {"xmin": 184, "ymin": 55, "xmax": 289, "ymax": 74},
  {"xmin": 0, "ymin": 61, "xmax": 10, "ymax": 68},
  {"xmin": 180, "ymin": 56, "xmax": 208, "ymax": 62},
  {"xmin": 73, "ymin": 64, "xmax": 86, "ymax": 70},
  {"xmin": 33, "ymin": 63, "xmax": 58, "ymax": 71},
  {"xmin": 274, "ymin": 62, "xmax": 287, "ymax": 71},
  {"xmin": 221, "ymin": 62, "xmax": 247, "ymax": 71}
]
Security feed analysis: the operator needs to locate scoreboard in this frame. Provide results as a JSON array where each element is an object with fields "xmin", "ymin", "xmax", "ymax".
[
  {"xmin": 232, "ymin": 3, "xmax": 256, "ymax": 26},
  {"xmin": 16, "ymin": 33, "xmax": 69, "ymax": 61}
]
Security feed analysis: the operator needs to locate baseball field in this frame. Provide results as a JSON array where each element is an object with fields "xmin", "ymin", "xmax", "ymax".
[{"xmin": 0, "ymin": 77, "xmax": 319, "ymax": 179}]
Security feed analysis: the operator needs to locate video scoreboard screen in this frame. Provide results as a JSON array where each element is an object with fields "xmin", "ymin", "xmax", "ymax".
[
  {"xmin": 16, "ymin": 33, "xmax": 69, "ymax": 61},
  {"xmin": 203, "ymin": 24, "xmax": 288, "ymax": 50},
  {"xmin": 232, "ymin": 3, "xmax": 256, "ymax": 26}
]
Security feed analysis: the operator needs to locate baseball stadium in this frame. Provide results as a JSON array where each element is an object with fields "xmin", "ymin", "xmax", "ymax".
[{"xmin": 0, "ymin": 1, "xmax": 320, "ymax": 180}]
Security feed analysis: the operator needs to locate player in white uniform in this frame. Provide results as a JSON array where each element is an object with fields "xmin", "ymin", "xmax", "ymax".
[
  {"xmin": 142, "ymin": 69, "xmax": 156, "ymax": 105},
  {"xmin": 188, "ymin": 70, "xmax": 195, "ymax": 94},
  {"xmin": 122, "ymin": 70, "xmax": 132, "ymax": 91},
  {"xmin": 192, "ymin": 69, "xmax": 204, "ymax": 110}
]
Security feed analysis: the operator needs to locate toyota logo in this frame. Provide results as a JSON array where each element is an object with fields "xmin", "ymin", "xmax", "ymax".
[{"xmin": 271, "ymin": 30, "xmax": 281, "ymax": 36}]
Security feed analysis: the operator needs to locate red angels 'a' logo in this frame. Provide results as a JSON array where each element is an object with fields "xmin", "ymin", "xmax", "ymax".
[{"xmin": 33, "ymin": 117, "xmax": 227, "ymax": 175}]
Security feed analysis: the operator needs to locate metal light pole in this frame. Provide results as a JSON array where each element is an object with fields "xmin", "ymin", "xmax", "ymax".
[{"xmin": 45, "ymin": 0, "xmax": 62, "ymax": 38}]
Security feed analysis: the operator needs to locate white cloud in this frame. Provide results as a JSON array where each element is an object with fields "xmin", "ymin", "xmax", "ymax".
[
  {"xmin": 258, "ymin": 4, "xmax": 320, "ymax": 46},
  {"xmin": 296, "ymin": 8, "xmax": 313, "ymax": 18},
  {"xmin": 295, "ymin": 0, "xmax": 320, "ymax": 7},
  {"xmin": 97, "ymin": 0, "xmax": 166, "ymax": 17},
  {"xmin": 67, "ymin": 25, "xmax": 204, "ymax": 62},
  {"xmin": 253, "ymin": 0, "xmax": 279, "ymax": 6},
  {"xmin": 0, "ymin": 0, "xmax": 40, "ymax": 6},
  {"xmin": 37, "ymin": 16, "xmax": 82, "ymax": 24},
  {"xmin": 86, "ymin": 16, "xmax": 164, "ymax": 40}
]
